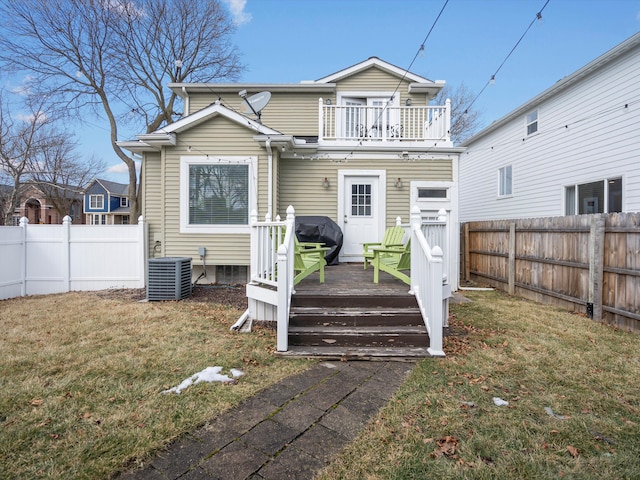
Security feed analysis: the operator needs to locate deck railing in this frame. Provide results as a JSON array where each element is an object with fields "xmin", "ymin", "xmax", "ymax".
[
  {"xmin": 249, "ymin": 207, "xmax": 296, "ymax": 351},
  {"xmin": 319, "ymin": 98, "xmax": 451, "ymax": 143},
  {"xmin": 410, "ymin": 206, "xmax": 449, "ymax": 357}
]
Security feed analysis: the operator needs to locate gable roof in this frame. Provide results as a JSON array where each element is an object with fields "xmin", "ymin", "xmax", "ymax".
[
  {"xmin": 313, "ymin": 57, "xmax": 445, "ymax": 96},
  {"xmin": 462, "ymin": 32, "xmax": 640, "ymax": 146},
  {"xmin": 315, "ymin": 56, "xmax": 432, "ymax": 84},
  {"xmin": 168, "ymin": 57, "xmax": 445, "ymax": 98},
  {"xmin": 86, "ymin": 178, "xmax": 129, "ymax": 196},
  {"xmin": 119, "ymin": 101, "xmax": 282, "ymax": 153}
]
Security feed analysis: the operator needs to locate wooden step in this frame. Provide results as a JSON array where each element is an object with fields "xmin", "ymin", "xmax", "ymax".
[
  {"xmin": 275, "ymin": 345, "xmax": 432, "ymax": 360},
  {"xmin": 288, "ymin": 325, "xmax": 428, "ymax": 348},
  {"xmin": 291, "ymin": 293, "xmax": 415, "ymax": 309},
  {"xmin": 289, "ymin": 306, "xmax": 423, "ymax": 327}
]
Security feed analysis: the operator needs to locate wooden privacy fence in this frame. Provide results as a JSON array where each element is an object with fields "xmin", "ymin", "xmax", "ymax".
[{"xmin": 462, "ymin": 213, "xmax": 640, "ymax": 332}]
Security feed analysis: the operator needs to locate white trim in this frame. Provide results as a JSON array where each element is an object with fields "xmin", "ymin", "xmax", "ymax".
[
  {"xmin": 337, "ymin": 169, "xmax": 386, "ymax": 261},
  {"xmin": 179, "ymin": 155, "xmax": 257, "ymax": 234},
  {"xmin": 336, "ymin": 91, "xmax": 399, "ymax": 106},
  {"xmin": 316, "ymin": 57, "xmax": 434, "ymax": 84}
]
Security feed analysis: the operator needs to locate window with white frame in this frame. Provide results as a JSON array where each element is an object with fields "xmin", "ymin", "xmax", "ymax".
[
  {"xmin": 564, "ymin": 177, "xmax": 622, "ymax": 215},
  {"xmin": 90, "ymin": 194, "xmax": 104, "ymax": 209},
  {"xmin": 526, "ymin": 110, "xmax": 538, "ymax": 135},
  {"xmin": 180, "ymin": 156, "xmax": 256, "ymax": 233},
  {"xmin": 90, "ymin": 214, "xmax": 106, "ymax": 225},
  {"xmin": 120, "ymin": 197, "xmax": 128, "ymax": 207},
  {"xmin": 498, "ymin": 165, "xmax": 512, "ymax": 197}
]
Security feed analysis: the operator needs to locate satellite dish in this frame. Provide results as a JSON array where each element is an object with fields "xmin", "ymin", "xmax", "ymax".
[{"xmin": 240, "ymin": 91, "xmax": 271, "ymax": 121}]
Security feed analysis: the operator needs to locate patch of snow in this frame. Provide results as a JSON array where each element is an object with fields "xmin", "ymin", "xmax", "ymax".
[
  {"xmin": 493, "ymin": 397, "xmax": 509, "ymax": 407},
  {"xmin": 162, "ymin": 366, "xmax": 244, "ymax": 394}
]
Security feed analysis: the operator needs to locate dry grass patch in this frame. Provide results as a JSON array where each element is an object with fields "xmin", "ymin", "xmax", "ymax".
[
  {"xmin": 0, "ymin": 291, "xmax": 312, "ymax": 479},
  {"xmin": 317, "ymin": 290, "xmax": 640, "ymax": 480}
]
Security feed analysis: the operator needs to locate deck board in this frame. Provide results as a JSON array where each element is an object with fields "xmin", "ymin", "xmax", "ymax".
[{"xmin": 294, "ymin": 262, "xmax": 412, "ymax": 296}]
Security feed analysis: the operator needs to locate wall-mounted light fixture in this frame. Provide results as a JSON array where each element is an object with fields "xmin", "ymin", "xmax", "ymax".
[
  {"xmin": 322, "ymin": 177, "xmax": 330, "ymax": 189},
  {"xmin": 405, "ymin": 98, "xmax": 412, "ymax": 106},
  {"xmin": 395, "ymin": 177, "xmax": 403, "ymax": 188},
  {"xmin": 325, "ymin": 98, "xmax": 332, "ymax": 105}
]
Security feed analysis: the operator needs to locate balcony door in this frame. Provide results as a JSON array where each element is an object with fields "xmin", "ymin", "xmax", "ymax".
[{"xmin": 340, "ymin": 94, "xmax": 397, "ymax": 139}]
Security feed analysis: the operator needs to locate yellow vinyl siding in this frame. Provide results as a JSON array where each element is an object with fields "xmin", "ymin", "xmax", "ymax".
[
  {"xmin": 143, "ymin": 152, "xmax": 163, "ymax": 254},
  {"xmin": 336, "ymin": 67, "xmax": 411, "ymax": 93},
  {"xmin": 152, "ymin": 116, "xmax": 268, "ymax": 265},
  {"xmin": 279, "ymin": 157, "xmax": 453, "ymax": 226},
  {"xmin": 278, "ymin": 159, "xmax": 338, "ymax": 219}
]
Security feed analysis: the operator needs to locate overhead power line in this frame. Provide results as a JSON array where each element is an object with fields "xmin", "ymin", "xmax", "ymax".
[{"xmin": 463, "ymin": 0, "xmax": 551, "ymax": 115}]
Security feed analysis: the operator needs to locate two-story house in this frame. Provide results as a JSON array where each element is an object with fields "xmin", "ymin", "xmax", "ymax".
[
  {"xmin": 459, "ymin": 32, "xmax": 640, "ymax": 222},
  {"xmin": 83, "ymin": 178, "xmax": 130, "ymax": 225},
  {"xmin": 119, "ymin": 57, "xmax": 463, "ymax": 287}
]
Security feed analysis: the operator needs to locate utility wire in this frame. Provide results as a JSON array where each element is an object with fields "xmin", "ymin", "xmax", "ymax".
[
  {"xmin": 463, "ymin": 0, "xmax": 551, "ymax": 114},
  {"xmin": 342, "ymin": 0, "xmax": 450, "ymax": 161}
]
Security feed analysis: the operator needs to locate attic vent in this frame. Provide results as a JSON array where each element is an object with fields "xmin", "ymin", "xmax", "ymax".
[{"xmin": 147, "ymin": 257, "xmax": 192, "ymax": 301}]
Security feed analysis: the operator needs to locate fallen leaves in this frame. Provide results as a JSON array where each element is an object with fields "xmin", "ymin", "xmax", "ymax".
[{"xmin": 431, "ymin": 436, "xmax": 459, "ymax": 459}]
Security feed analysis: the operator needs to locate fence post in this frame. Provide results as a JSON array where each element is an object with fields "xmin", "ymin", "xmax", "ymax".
[
  {"xmin": 588, "ymin": 215, "xmax": 605, "ymax": 320},
  {"xmin": 249, "ymin": 210, "xmax": 259, "ymax": 283},
  {"xmin": 62, "ymin": 216, "xmax": 72, "ymax": 292},
  {"xmin": 138, "ymin": 216, "xmax": 147, "ymax": 288},
  {"xmin": 20, "ymin": 217, "xmax": 28, "ymax": 297},
  {"xmin": 508, "ymin": 222, "xmax": 516, "ymax": 295},
  {"xmin": 464, "ymin": 222, "xmax": 470, "ymax": 282}
]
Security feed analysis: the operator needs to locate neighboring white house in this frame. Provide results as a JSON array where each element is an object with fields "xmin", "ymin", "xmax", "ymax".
[{"xmin": 459, "ymin": 32, "xmax": 640, "ymax": 222}]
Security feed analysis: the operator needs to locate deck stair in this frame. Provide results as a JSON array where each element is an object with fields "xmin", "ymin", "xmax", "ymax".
[{"xmin": 281, "ymin": 291, "xmax": 432, "ymax": 360}]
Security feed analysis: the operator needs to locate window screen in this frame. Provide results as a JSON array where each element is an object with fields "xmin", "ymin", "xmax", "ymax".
[{"xmin": 189, "ymin": 164, "xmax": 249, "ymax": 225}]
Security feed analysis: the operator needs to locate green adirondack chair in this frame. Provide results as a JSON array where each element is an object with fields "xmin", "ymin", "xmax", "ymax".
[
  {"xmin": 294, "ymin": 236, "xmax": 330, "ymax": 285},
  {"xmin": 362, "ymin": 225, "xmax": 406, "ymax": 269},
  {"xmin": 371, "ymin": 239, "xmax": 411, "ymax": 285}
]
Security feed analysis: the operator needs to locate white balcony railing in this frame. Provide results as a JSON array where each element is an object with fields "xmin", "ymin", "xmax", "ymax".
[{"xmin": 319, "ymin": 98, "xmax": 451, "ymax": 143}]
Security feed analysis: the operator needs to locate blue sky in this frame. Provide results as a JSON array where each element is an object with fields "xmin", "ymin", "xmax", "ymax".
[{"xmin": 37, "ymin": 0, "xmax": 640, "ymax": 182}]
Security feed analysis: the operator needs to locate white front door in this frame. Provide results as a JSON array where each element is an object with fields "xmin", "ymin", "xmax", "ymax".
[{"xmin": 339, "ymin": 172, "xmax": 385, "ymax": 261}]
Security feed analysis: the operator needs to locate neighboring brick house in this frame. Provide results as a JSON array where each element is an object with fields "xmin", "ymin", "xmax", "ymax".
[
  {"xmin": 83, "ymin": 178, "xmax": 131, "ymax": 225},
  {"xmin": 5, "ymin": 182, "xmax": 85, "ymax": 225}
]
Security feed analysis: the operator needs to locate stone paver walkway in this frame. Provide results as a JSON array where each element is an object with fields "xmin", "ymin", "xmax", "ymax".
[{"xmin": 118, "ymin": 361, "xmax": 415, "ymax": 480}]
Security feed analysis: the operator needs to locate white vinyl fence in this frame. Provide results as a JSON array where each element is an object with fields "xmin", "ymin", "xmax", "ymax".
[{"xmin": 0, "ymin": 216, "xmax": 147, "ymax": 300}]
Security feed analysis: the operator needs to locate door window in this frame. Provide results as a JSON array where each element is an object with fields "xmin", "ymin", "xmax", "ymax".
[{"xmin": 351, "ymin": 183, "xmax": 372, "ymax": 216}]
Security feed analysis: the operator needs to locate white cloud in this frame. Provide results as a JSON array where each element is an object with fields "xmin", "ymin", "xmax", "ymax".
[
  {"xmin": 15, "ymin": 111, "xmax": 47, "ymax": 124},
  {"xmin": 10, "ymin": 75, "xmax": 35, "ymax": 96},
  {"xmin": 221, "ymin": 0, "xmax": 252, "ymax": 26},
  {"xmin": 106, "ymin": 160, "xmax": 140, "ymax": 174}
]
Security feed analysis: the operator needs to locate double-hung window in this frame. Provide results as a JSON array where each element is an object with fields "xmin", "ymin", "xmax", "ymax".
[
  {"xmin": 90, "ymin": 194, "xmax": 104, "ymax": 209},
  {"xmin": 180, "ymin": 156, "xmax": 256, "ymax": 233},
  {"xmin": 526, "ymin": 110, "xmax": 538, "ymax": 135},
  {"xmin": 498, "ymin": 165, "xmax": 512, "ymax": 197}
]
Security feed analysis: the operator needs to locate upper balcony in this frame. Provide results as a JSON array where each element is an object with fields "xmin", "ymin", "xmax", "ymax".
[{"xmin": 318, "ymin": 98, "xmax": 451, "ymax": 147}]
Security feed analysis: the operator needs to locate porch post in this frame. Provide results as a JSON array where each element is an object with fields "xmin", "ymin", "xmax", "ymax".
[
  {"xmin": 318, "ymin": 98, "xmax": 324, "ymax": 142},
  {"xmin": 428, "ymin": 245, "xmax": 445, "ymax": 357},
  {"xmin": 445, "ymin": 99, "xmax": 452, "ymax": 142}
]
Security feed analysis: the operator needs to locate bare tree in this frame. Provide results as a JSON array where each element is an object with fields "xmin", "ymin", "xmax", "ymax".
[
  {"xmin": 432, "ymin": 83, "xmax": 483, "ymax": 145},
  {"xmin": 0, "ymin": 0, "xmax": 244, "ymax": 223},
  {"xmin": 0, "ymin": 94, "xmax": 53, "ymax": 225},
  {"xmin": 29, "ymin": 138, "xmax": 105, "ymax": 220}
]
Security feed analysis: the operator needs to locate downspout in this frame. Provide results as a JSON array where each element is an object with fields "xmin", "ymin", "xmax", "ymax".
[
  {"xmin": 265, "ymin": 138, "xmax": 273, "ymax": 218},
  {"xmin": 182, "ymin": 86, "xmax": 189, "ymax": 116}
]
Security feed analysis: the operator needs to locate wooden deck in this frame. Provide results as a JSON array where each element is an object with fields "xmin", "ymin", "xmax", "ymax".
[
  {"xmin": 294, "ymin": 262, "xmax": 413, "ymax": 296},
  {"xmin": 280, "ymin": 262, "xmax": 432, "ymax": 360}
]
